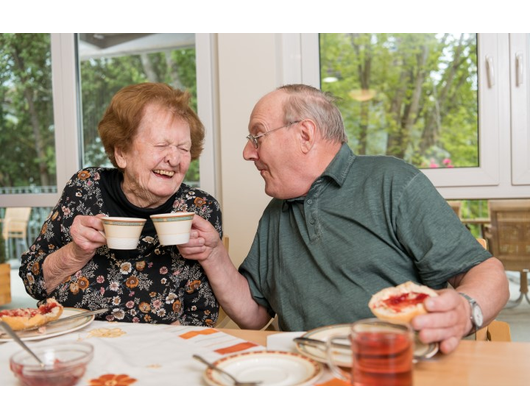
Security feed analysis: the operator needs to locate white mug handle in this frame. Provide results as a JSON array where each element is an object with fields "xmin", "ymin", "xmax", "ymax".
[{"xmin": 325, "ymin": 334, "xmax": 351, "ymax": 383}]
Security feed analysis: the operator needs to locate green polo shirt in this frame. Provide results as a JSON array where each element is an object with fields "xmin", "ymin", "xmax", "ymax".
[{"xmin": 239, "ymin": 144, "xmax": 491, "ymax": 331}]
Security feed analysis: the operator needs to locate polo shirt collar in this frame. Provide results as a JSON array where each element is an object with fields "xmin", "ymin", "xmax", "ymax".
[
  {"xmin": 282, "ymin": 144, "xmax": 355, "ymax": 211},
  {"xmin": 320, "ymin": 143, "xmax": 356, "ymax": 187}
]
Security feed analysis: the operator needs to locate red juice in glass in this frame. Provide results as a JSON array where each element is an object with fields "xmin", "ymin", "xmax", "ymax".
[{"xmin": 351, "ymin": 327, "xmax": 413, "ymax": 386}]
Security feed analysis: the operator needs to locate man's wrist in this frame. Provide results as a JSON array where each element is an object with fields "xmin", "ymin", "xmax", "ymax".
[{"xmin": 458, "ymin": 292, "xmax": 484, "ymax": 335}]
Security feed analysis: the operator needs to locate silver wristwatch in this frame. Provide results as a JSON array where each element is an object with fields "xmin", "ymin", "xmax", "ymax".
[{"xmin": 459, "ymin": 292, "xmax": 484, "ymax": 334}]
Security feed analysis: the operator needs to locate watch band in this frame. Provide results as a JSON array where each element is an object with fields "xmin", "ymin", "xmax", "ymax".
[{"xmin": 458, "ymin": 292, "xmax": 483, "ymax": 335}]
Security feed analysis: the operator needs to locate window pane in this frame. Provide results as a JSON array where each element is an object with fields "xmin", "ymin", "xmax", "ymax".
[
  {"xmin": 319, "ymin": 33, "xmax": 478, "ymax": 170},
  {"xmin": 0, "ymin": 34, "xmax": 57, "ymax": 194},
  {"xmin": 77, "ymin": 33, "xmax": 199, "ymax": 185},
  {"xmin": 1, "ymin": 206, "xmax": 52, "ymax": 262}
]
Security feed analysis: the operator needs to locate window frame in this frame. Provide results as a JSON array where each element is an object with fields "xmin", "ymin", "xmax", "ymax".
[
  {"xmin": 296, "ymin": 33, "xmax": 504, "ymax": 189},
  {"xmin": 510, "ymin": 33, "xmax": 530, "ymax": 185},
  {"xmin": 0, "ymin": 33, "xmax": 218, "ymax": 208}
]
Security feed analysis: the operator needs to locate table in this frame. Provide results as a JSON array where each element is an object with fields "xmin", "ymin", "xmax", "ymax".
[
  {"xmin": 1, "ymin": 321, "xmax": 529, "ymax": 386},
  {"xmin": 224, "ymin": 328, "xmax": 530, "ymax": 386}
]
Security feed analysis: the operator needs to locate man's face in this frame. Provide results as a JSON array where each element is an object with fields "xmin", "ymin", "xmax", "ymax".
[{"xmin": 243, "ymin": 91, "xmax": 308, "ymax": 199}]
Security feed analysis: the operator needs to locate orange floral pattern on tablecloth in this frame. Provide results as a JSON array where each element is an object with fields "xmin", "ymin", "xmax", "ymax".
[
  {"xmin": 89, "ymin": 374, "xmax": 137, "ymax": 386},
  {"xmin": 178, "ymin": 328, "xmax": 218, "ymax": 339},
  {"xmin": 316, "ymin": 378, "xmax": 350, "ymax": 386},
  {"xmin": 87, "ymin": 327, "xmax": 126, "ymax": 338},
  {"xmin": 215, "ymin": 341, "xmax": 259, "ymax": 354}
]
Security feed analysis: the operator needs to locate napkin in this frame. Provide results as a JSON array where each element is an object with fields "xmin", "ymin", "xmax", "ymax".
[{"xmin": 266, "ymin": 331, "xmax": 305, "ymax": 352}]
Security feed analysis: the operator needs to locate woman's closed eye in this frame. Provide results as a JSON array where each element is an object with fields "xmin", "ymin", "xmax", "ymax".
[
  {"xmin": 154, "ymin": 143, "xmax": 190, "ymax": 153},
  {"xmin": 178, "ymin": 145, "xmax": 191, "ymax": 153}
]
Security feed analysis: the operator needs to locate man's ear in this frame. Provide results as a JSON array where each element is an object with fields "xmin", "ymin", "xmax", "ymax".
[{"xmin": 299, "ymin": 119, "xmax": 317, "ymax": 153}]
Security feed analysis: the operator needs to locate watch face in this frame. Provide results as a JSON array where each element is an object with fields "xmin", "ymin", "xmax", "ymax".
[{"xmin": 472, "ymin": 305, "xmax": 484, "ymax": 328}]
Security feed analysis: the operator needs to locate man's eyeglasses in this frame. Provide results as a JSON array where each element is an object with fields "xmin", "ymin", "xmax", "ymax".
[{"xmin": 246, "ymin": 120, "xmax": 301, "ymax": 148}]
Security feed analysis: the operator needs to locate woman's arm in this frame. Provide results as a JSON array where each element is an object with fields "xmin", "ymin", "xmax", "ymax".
[{"xmin": 42, "ymin": 215, "xmax": 106, "ymax": 294}]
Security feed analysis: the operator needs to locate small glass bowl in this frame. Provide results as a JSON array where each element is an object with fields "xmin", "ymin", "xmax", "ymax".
[{"xmin": 9, "ymin": 342, "xmax": 94, "ymax": 386}]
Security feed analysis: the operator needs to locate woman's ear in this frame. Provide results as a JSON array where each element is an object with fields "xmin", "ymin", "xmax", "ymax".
[
  {"xmin": 299, "ymin": 119, "xmax": 317, "ymax": 154},
  {"xmin": 114, "ymin": 147, "xmax": 127, "ymax": 169}
]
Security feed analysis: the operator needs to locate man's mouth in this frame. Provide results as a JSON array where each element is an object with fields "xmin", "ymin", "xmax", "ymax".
[{"xmin": 153, "ymin": 169, "xmax": 175, "ymax": 178}]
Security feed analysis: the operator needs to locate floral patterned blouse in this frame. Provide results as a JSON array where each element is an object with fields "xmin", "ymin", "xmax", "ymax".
[{"xmin": 19, "ymin": 168, "xmax": 222, "ymax": 327}]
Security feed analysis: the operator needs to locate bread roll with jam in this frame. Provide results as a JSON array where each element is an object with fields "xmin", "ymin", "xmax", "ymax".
[
  {"xmin": 369, "ymin": 281, "xmax": 438, "ymax": 324},
  {"xmin": 0, "ymin": 298, "xmax": 64, "ymax": 331}
]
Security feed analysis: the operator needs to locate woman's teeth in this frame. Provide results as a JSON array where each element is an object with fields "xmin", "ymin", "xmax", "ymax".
[{"xmin": 154, "ymin": 170, "xmax": 175, "ymax": 177}]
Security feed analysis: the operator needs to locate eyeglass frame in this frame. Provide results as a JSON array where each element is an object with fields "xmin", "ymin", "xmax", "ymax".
[{"xmin": 246, "ymin": 120, "xmax": 302, "ymax": 148}]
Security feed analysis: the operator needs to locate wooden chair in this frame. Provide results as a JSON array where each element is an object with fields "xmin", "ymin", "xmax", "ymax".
[
  {"xmin": 0, "ymin": 207, "xmax": 31, "ymax": 259},
  {"xmin": 214, "ymin": 236, "xmax": 232, "ymax": 328},
  {"xmin": 476, "ymin": 237, "xmax": 487, "ymax": 250},
  {"xmin": 475, "ymin": 320, "xmax": 512, "ymax": 342},
  {"xmin": 485, "ymin": 199, "xmax": 530, "ymax": 307},
  {"xmin": 447, "ymin": 200, "xmax": 462, "ymax": 218}
]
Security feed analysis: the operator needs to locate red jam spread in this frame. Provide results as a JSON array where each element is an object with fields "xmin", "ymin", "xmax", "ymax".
[
  {"xmin": 0, "ymin": 301, "xmax": 58, "ymax": 318},
  {"xmin": 0, "ymin": 308, "xmax": 39, "ymax": 318},
  {"xmin": 382, "ymin": 292, "xmax": 429, "ymax": 312},
  {"xmin": 38, "ymin": 301, "xmax": 59, "ymax": 314}
]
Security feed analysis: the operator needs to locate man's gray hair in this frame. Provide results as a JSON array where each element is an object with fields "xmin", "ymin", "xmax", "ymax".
[{"xmin": 278, "ymin": 84, "xmax": 348, "ymax": 144}]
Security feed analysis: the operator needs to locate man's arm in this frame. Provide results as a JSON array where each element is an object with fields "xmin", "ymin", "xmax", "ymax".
[
  {"xmin": 449, "ymin": 257, "xmax": 509, "ymax": 329},
  {"xmin": 178, "ymin": 215, "xmax": 272, "ymax": 330}
]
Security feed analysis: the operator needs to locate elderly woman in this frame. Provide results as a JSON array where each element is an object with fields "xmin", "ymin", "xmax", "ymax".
[{"xmin": 19, "ymin": 83, "xmax": 221, "ymax": 326}]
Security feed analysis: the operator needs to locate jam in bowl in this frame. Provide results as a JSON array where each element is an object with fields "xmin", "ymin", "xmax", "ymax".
[{"xmin": 9, "ymin": 341, "xmax": 94, "ymax": 386}]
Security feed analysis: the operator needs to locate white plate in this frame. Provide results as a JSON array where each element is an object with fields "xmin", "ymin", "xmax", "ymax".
[
  {"xmin": 295, "ymin": 324, "xmax": 353, "ymax": 367},
  {"xmin": 204, "ymin": 350, "xmax": 323, "ymax": 386},
  {"xmin": 295, "ymin": 323, "xmax": 439, "ymax": 368},
  {"xmin": 0, "ymin": 308, "xmax": 96, "ymax": 342}
]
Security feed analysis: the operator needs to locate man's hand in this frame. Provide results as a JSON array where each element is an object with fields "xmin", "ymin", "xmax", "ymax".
[
  {"xmin": 178, "ymin": 215, "xmax": 223, "ymax": 262},
  {"xmin": 411, "ymin": 289, "xmax": 472, "ymax": 354}
]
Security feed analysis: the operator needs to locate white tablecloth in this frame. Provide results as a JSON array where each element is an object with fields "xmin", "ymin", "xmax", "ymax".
[{"xmin": 0, "ymin": 321, "xmax": 266, "ymax": 386}]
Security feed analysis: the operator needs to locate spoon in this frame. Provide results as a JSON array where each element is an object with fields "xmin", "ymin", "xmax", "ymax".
[
  {"xmin": 192, "ymin": 354, "xmax": 262, "ymax": 386},
  {"xmin": 0, "ymin": 321, "xmax": 46, "ymax": 368}
]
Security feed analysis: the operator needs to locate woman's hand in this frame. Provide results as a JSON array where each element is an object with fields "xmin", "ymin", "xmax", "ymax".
[{"xmin": 69, "ymin": 214, "xmax": 107, "ymax": 259}]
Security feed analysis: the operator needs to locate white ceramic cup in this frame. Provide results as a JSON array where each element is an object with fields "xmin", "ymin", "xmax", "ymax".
[
  {"xmin": 150, "ymin": 212, "xmax": 194, "ymax": 246},
  {"xmin": 101, "ymin": 217, "xmax": 146, "ymax": 250}
]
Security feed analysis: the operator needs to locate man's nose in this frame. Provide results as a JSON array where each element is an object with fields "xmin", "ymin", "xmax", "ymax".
[{"xmin": 243, "ymin": 141, "xmax": 258, "ymax": 161}]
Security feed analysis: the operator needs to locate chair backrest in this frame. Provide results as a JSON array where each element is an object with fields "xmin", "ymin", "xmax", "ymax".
[
  {"xmin": 476, "ymin": 237, "xmax": 487, "ymax": 250},
  {"xmin": 1, "ymin": 207, "xmax": 32, "ymax": 241},
  {"xmin": 447, "ymin": 200, "xmax": 462, "ymax": 218},
  {"xmin": 487, "ymin": 199, "xmax": 530, "ymax": 272},
  {"xmin": 475, "ymin": 320, "xmax": 512, "ymax": 342},
  {"xmin": 215, "ymin": 236, "xmax": 232, "ymax": 328}
]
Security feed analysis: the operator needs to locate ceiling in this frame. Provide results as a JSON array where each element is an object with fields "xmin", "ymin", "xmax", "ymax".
[{"xmin": 77, "ymin": 33, "xmax": 196, "ymax": 60}]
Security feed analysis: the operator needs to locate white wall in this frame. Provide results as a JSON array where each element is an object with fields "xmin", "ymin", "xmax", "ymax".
[{"xmin": 217, "ymin": 34, "xmax": 280, "ymax": 266}]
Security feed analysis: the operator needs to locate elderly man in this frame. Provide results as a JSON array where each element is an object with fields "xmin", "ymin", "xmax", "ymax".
[{"xmin": 179, "ymin": 84, "xmax": 509, "ymax": 354}]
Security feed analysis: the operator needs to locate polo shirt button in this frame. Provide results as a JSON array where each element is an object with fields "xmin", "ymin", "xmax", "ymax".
[{"xmin": 307, "ymin": 199, "xmax": 313, "ymax": 205}]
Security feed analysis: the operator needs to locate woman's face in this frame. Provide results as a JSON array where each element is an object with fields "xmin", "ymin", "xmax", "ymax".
[{"xmin": 115, "ymin": 103, "xmax": 192, "ymax": 208}]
